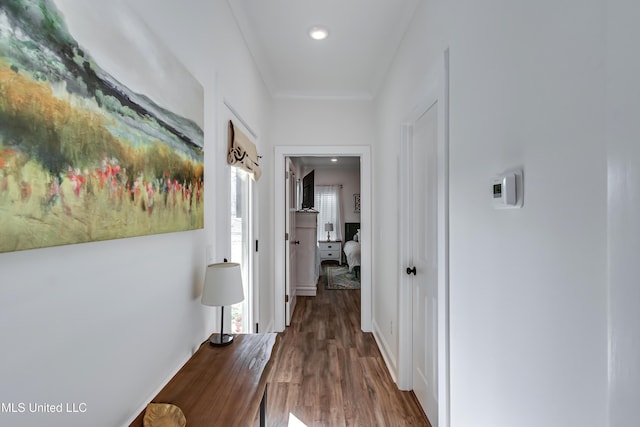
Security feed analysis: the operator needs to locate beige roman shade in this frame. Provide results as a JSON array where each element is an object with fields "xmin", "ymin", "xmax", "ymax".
[{"xmin": 227, "ymin": 120, "xmax": 261, "ymax": 181}]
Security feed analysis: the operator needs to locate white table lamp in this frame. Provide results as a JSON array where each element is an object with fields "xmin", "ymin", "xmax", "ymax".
[{"xmin": 201, "ymin": 262, "xmax": 244, "ymax": 346}]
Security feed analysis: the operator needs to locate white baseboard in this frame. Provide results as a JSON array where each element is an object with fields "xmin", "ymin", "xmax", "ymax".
[
  {"xmin": 290, "ymin": 294, "xmax": 297, "ymax": 320},
  {"xmin": 372, "ymin": 319, "xmax": 398, "ymax": 384},
  {"xmin": 296, "ymin": 285, "xmax": 317, "ymax": 296},
  {"xmin": 261, "ymin": 319, "xmax": 274, "ymax": 333}
]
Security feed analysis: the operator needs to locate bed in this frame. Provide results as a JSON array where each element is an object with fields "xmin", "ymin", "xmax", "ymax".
[{"xmin": 343, "ymin": 222, "xmax": 361, "ymax": 277}]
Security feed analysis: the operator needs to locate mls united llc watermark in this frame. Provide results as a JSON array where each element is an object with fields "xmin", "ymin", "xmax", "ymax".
[{"xmin": 1, "ymin": 402, "xmax": 87, "ymax": 414}]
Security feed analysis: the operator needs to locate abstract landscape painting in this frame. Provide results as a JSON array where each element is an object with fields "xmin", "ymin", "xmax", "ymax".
[{"xmin": 0, "ymin": 0, "xmax": 204, "ymax": 253}]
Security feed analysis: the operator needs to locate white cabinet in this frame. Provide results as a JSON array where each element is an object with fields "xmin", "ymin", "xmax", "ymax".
[
  {"xmin": 295, "ymin": 211, "xmax": 319, "ymax": 296},
  {"xmin": 318, "ymin": 240, "xmax": 342, "ymax": 263}
]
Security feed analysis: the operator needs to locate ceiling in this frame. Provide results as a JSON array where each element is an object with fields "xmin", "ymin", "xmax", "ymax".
[{"xmin": 228, "ymin": 0, "xmax": 419, "ymax": 100}]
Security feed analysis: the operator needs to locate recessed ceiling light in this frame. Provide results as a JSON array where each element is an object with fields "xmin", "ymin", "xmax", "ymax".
[
  {"xmin": 331, "ymin": 158, "xmax": 338, "ymax": 162},
  {"xmin": 309, "ymin": 26, "xmax": 329, "ymax": 41}
]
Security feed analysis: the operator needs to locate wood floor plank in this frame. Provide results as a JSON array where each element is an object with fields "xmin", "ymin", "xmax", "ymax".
[{"xmin": 265, "ymin": 266, "xmax": 431, "ymax": 427}]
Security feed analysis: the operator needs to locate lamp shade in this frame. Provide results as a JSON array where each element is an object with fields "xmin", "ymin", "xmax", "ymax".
[
  {"xmin": 201, "ymin": 263, "xmax": 244, "ymax": 307},
  {"xmin": 324, "ymin": 222, "xmax": 334, "ymax": 232}
]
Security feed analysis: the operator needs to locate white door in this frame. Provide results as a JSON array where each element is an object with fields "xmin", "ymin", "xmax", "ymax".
[
  {"xmin": 410, "ymin": 103, "xmax": 439, "ymax": 424},
  {"xmin": 284, "ymin": 158, "xmax": 297, "ymax": 326}
]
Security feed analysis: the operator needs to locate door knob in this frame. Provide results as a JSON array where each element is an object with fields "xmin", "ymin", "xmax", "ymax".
[
  {"xmin": 293, "ymin": 240, "xmax": 300, "ymax": 245},
  {"xmin": 406, "ymin": 266, "xmax": 417, "ymax": 275}
]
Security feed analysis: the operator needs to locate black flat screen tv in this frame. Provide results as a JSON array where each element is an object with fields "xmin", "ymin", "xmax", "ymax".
[{"xmin": 302, "ymin": 170, "xmax": 314, "ymax": 209}]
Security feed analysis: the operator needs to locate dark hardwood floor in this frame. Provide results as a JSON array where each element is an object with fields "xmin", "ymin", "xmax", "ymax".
[{"xmin": 262, "ymin": 264, "xmax": 431, "ymax": 426}]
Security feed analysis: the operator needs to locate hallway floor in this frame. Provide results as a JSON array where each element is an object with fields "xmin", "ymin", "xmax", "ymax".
[{"xmin": 263, "ymin": 268, "xmax": 431, "ymax": 426}]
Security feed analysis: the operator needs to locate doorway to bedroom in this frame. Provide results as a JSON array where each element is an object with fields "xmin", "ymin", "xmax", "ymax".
[
  {"xmin": 291, "ymin": 156, "xmax": 361, "ymax": 296},
  {"xmin": 274, "ymin": 145, "xmax": 371, "ymax": 333}
]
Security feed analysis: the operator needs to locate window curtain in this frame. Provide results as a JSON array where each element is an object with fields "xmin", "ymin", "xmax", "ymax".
[
  {"xmin": 315, "ymin": 185, "xmax": 343, "ymax": 242},
  {"xmin": 227, "ymin": 120, "xmax": 261, "ymax": 180}
]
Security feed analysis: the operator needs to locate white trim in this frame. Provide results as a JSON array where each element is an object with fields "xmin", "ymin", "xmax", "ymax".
[
  {"xmin": 251, "ymin": 174, "xmax": 259, "ymax": 333},
  {"xmin": 296, "ymin": 285, "xmax": 317, "ymax": 297},
  {"xmin": 273, "ymin": 91, "xmax": 374, "ymax": 101},
  {"xmin": 284, "ymin": 157, "xmax": 296, "ymax": 326},
  {"xmin": 274, "ymin": 145, "xmax": 372, "ymax": 332},
  {"xmin": 261, "ymin": 320, "xmax": 274, "ymax": 334},
  {"xmin": 438, "ymin": 49, "xmax": 451, "ymax": 427},
  {"xmin": 398, "ymin": 123, "xmax": 414, "ymax": 391},
  {"xmin": 398, "ymin": 50, "xmax": 450, "ymax": 427},
  {"xmin": 372, "ymin": 319, "xmax": 398, "ymax": 384}
]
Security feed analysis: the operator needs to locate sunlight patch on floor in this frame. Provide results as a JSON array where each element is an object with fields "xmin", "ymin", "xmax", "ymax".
[{"xmin": 288, "ymin": 413, "xmax": 308, "ymax": 427}]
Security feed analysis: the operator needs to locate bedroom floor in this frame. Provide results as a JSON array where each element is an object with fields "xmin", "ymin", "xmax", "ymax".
[{"xmin": 261, "ymin": 269, "xmax": 431, "ymax": 426}]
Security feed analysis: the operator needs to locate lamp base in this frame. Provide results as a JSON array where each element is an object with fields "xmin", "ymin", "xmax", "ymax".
[{"xmin": 209, "ymin": 333, "xmax": 234, "ymax": 346}]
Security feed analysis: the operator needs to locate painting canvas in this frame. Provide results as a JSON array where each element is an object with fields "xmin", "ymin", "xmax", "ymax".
[{"xmin": 0, "ymin": 0, "xmax": 204, "ymax": 253}]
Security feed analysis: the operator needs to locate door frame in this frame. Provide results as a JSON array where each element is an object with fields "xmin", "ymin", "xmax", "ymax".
[
  {"xmin": 284, "ymin": 157, "xmax": 297, "ymax": 326},
  {"xmin": 398, "ymin": 49, "xmax": 450, "ymax": 426},
  {"xmin": 219, "ymin": 99, "xmax": 260, "ymax": 334},
  {"xmin": 274, "ymin": 145, "xmax": 372, "ymax": 332},
  {"xmin": 229, "ymin": 166, "xmax": 255, "ymax": 332}
]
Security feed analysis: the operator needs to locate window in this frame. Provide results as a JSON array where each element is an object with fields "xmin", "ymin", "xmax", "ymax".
[
  {"xmin": 230, "ymin": 167, "xmax": 252, "ymax": 333},
  {"xmin": 315, "ymin": 185, "xmax": 342, "ymax": 242}
]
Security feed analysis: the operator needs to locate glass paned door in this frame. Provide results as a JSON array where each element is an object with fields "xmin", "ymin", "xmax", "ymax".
[{"xmin": 230, "ymin": 167, "xmax": 252, "ymax": 333}]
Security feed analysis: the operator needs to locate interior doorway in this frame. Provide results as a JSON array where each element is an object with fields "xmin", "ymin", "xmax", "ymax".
[{"xmin": 274, "ymin": 146, "xmax": 371, "ymax": 332}]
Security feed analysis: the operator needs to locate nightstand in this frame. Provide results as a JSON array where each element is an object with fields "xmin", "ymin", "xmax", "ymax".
[{"xmin": 318, "ymin": 240, "xmax": 342, "ymax": 263}]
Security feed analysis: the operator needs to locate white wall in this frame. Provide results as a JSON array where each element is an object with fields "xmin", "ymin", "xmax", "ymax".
[
  {"xmin": 375, "ymin": 0, "xmax": 609, "ymax": 426},
  {"xmin": 272, "ymin": 98, "xmax": 375, "ymax": 148},
  {"xmin": 129, "ymin": 0, "xmax": 275, "ymax": 330},
  {"xmin": 606, "ymin": 1, "xmax": 640, "ymax": 425},
  {"xmin": 449, "ymin": 0, "xmax": 607, "ymax": 425},
  {"xmin": 0, "ymin": 1, "xmax": 273, "ymax": 426}
]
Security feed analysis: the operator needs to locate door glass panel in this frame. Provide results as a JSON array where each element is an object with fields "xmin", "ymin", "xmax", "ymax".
[{"xmin": 230, "ymin": 167, "xmax": 251, "ymax": 333}]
